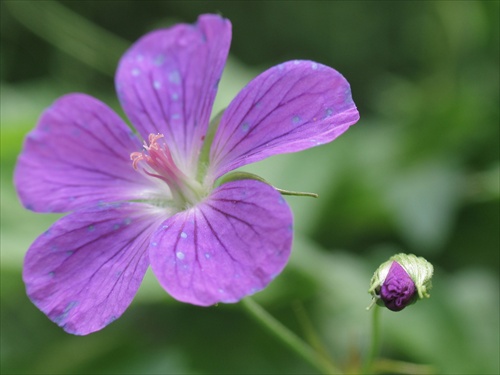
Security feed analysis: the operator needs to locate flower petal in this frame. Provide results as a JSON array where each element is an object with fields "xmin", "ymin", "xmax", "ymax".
[
  {"xmin": 209, "ymin": 60, "xmax": 360, "ymax": 179},
  {"xmin": 115, "ymin": 14, "xmax": 231, "ymax": 174},
  {"xmin": 14, "ymin": 93, "xmax": 154, "ymax": 213},
  {"xmin": 23, "ymin": 203, "xmax": 163, "ymax": 335},
  {"xmin": 149, "ymin": 179, "xmax": 293, "ymax": 306}
]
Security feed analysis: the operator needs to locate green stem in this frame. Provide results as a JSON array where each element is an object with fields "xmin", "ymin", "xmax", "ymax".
[
  {"xmin": 292, "ymin": 301, "xmax": 338, "ymax": 368},
  {"xmin": 363, "ymin": 304, "xmax": 381, "ymax": 374},
  {"xmin": 241, "ymin": 297, "xmax": 342, "ymax": 374},
  {"xmin": 275, "ymin": 188, "xmax": 319, "ymax": 198},
  {"xmin": 217, "ymin": 171, "xmax": 318, "ymax": 198},
  {"xmin": 372, "ymin": 359, "xmax": 437, "ymax": 374}
]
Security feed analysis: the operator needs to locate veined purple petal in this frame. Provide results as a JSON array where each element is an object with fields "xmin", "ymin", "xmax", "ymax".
[
  {"xmin": 14, "ymin": 94, "xmax": 155, "ymax": 213},
  {"xmin": 149, "ymin": 179, "xmax": 293, "ymax": 306},
  {"xmin": 209, "ymin": 60, "xmax": 360, "ymax": 179},
  {"xmin": 115, "ymin": 14, "xmax": 231, "ymax": 174},
  {"xmin": 23, "ymin": 203, "xmax": 164, "ymax": 335}
]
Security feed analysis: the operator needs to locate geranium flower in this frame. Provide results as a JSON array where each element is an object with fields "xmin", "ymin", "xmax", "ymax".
[{"xmin": 15, "ymin": 14, "xmax": 359, "ymax": 335}]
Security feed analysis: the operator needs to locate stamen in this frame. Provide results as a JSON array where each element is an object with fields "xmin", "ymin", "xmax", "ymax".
[
  {"xmin": 130, "ymin": 152, "xmax": 146, "ymax": 170},
  {"xmin": 130, "ymin": 133, "xmax": 205, "ymax": 207}
]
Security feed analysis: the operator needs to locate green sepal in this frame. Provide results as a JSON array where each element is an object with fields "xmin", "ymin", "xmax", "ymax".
[
  {"xmin": 216, "ymin": 172, "xmax": 318, "ymax": 198},
  {"xmin": 197, "ymin": 109, "xmax": 225, "ymax": 183},
  {"xmin": 391, "ymin": 253, "xmax": 434, "ymax": 299}
]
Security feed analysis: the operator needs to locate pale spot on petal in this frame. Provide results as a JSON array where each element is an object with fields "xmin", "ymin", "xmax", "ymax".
[
  {"xmin": 241, "ymin": 122, "xmax": 250, "ymax": 132},
  {"xmin": 169, "ymin": 70, "xmax": 181, "ymax": 84},
  {"xmin": 154, "ymin": 54, "xmax": 165, "ymax": 66}
]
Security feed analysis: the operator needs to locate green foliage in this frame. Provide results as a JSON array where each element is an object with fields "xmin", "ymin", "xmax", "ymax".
[{"xmin": 1, "ymin": 1, "xmax": 498, "ymax": 374}]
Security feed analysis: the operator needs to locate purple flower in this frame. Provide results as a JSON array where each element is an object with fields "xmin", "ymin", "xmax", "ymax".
[
  {"xmin": 14, "ymin": 14, "xmax": 359, "ymax": 335},
  {"xmin": 379, "ymin": 261, "xmax": 417, "ymax": 311}
]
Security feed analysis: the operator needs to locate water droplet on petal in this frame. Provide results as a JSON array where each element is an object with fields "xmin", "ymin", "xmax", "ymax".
[
  {"xmin": 324, "ymin": 108, "xmax": 333, "ymax": 119},
  {"xmin": 241, "ymin": 122, "xmax": 250, "ymax": 132},
  {"xmin": 169, "ymin": 70, "xmax": 181, "ymax": 84},
  {"xmin": 154, "ymin": 54, "xmax": 165, "ymax": 66}
]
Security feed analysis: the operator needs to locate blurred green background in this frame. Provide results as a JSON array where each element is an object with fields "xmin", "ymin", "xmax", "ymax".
[{"xmin": 1, "ymin": 1, "xmax": 499, "ymax": 374}]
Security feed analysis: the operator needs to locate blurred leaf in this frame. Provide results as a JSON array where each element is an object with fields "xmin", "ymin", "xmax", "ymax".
[
  {"xmin": 382, "ymin": 160, "xmax": 464, "ymax": 253},
  {"xmin": 5, "ymin": 0, "xmax": 127, "ymax": 76}
]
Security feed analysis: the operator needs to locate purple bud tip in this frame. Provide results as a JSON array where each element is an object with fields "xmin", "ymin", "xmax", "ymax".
[{"xmin": 380, "ymin": 261, "xmax": 416, "ymax": 311}]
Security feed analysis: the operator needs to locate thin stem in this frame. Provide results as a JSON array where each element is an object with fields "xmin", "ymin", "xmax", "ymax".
[
  {"xmin": 241, "ymin": 297, "xmax": 342, "ymax": 374},
  {"xmin": 216, "ymin": 171, "xmax": 318, "ymax": 198},
  {"xmin": 363, "ymin": 304, "xmax": 381, "ymax": 374},
  {"xmin": 292, "ymin": 300, "xmax": 337, "ymax": 368},
  {"xmin": 373, "ymin": 359, "xmax": 437, "ymax": 374},
  {"xmin": 275, "ymin": 188, "xmax": 319, "ymax": 198}
]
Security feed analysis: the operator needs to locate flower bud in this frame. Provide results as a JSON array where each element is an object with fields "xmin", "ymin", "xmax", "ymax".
[{"xmin": 368, "ymin": 253, "xmax": 433, "ymax": 311}]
